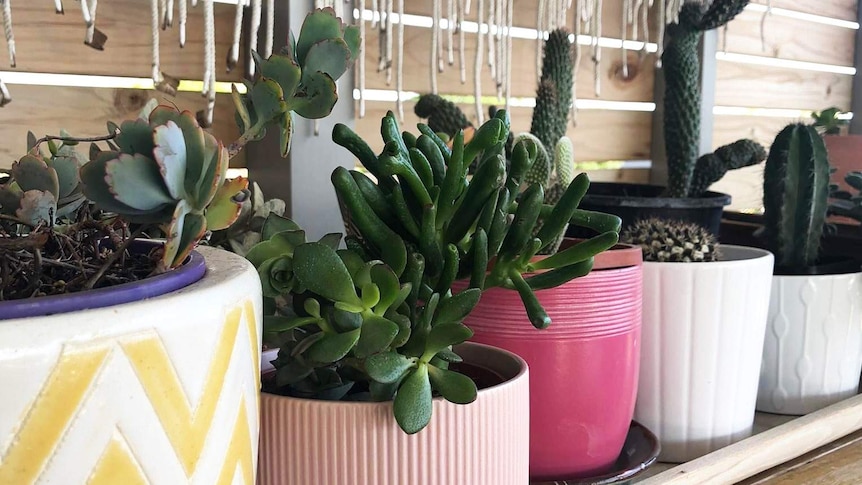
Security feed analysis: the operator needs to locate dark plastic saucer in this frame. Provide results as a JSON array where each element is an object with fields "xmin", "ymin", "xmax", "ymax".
[{"xmin": 531, "ymin": 421, "xmax": 661, "ymax": 485}]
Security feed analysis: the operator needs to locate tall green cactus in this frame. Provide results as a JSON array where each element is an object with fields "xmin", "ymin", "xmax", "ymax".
[
  {"xmin": 529, "ymin": 28, "xmax": 573, "ymax": 153},
  {"xmin": 763, "ymin": 123, "xmax": 830, "ymax": 268},
  {"xmin": 663, "ymin": 0, "xmax": 749, "ymax": 198}
]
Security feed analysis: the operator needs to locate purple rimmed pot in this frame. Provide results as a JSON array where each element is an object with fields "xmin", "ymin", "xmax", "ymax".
[{"xmin": 458, "ymin": 242, "xmax": 643, "ymax": 481}]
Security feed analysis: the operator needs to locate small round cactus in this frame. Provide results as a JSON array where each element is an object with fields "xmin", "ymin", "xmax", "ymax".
[{"xmin": 621, "ymin": 218, "xmax": 720, "ymax": 263}]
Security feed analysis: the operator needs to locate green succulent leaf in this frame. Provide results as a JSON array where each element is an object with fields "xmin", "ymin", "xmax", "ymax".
[
  {"xmin": 231, "ymin": 85, "xmax": 252, "ymax": 132},
  {"xmin": 306, "ymin": 328, "xmax": 361, "ymax": 363},
  {"xmin": 354, "ymin": 314, "xmax": 400, "ymax": 358},
  {"xmin": 291, "ymin": 71, "xmax": 338, "ymax": 120},
  {"xmin": 422, "ymin": 323, "xmax": 473, "ymax": 362},
  {"xmin": 293, "ymin": 242, "xmax": 362, "ymax": 307},
  {"xmin": 258, "ymin": 256, "xmax": 296, "ymax": 297},
  {"xmin": 434, "ymin": 288, "xmax": 481, "ymax": 324},
  {"xmin": 388, "ymin": 312, "xmax": 413, "ymax": 348},
  {"xmin": 343, "ymin": 25, "xmax": 360, "ymax": 60},
  {"xmin": 434, "ymin": 348, "xmax": 463, "ymax": 363},
  {"xmin": 330, "ymin": 307, "xmax": 363, "ymax": 332},
  {"xmin": 365, "ymin": 351, "xmax": 415, "ymax": 384},
  {"xmin": 317, "ymin": 232, "xmax": 343, "ymax": 250},
  {"xmin": 337, "ymin": 248, "xmax": 367, "ymax": 279},
  {"xmin": 12, "ymin": 154, "xmax": 59, "ymax": 200},
  {"xmin": 302, "ymin": 38, "xmax": 352, "ymax": 83},
  {"xmin": 369, "ymin": 264, "xmax": 400, "ymax": 314},
  {"xmin": 116, "ymin": 119, "xmax": 156, "ymax": 156},
  {"xmin": 428, "ymin": 365, "xmax": 478, "ymax": 404},
  {"xmin": 263, "ymin": 314, "xmax": 318, "ymax": 333},
  {"xmin": 246, "ymin": 229, "xmax": 305, "ymax": 267},
  {"xmin": 261, "ymin": 53, "xmax": 302, "ymax": 98},
  {"xmin": 205, "ymin": 176, "xmax": 249, "ymax": 231},
  {"xmin": 393, "ymin": 363, "xmax": 433, "ymax": 434},
  {"xmin": 16, "ymin": 190, "xmax": 56, "ymax": 225},
  {"xmin": 48, "ymin": 155, "xmax": 81, "ymax": 199},
  {"xmin": 275, "ymin": 360, "xmax": 314, "ymax": 387},
  {"xmin": 163, "ymin": 208, "xmax": 207, "ymax": 269},
  {"xmin": 295, "ymin": 8, "xmax": 344, "ymax": 65},
  {"xmin": 105, "ymin": 153, "xmax": 174, "ymax": 211},
  {"xmin": 360, "ymin": 282, "xmax": 381, "ymax": 309},
  {"xmin": 80, "ymin": 151, "xmax": 164, "ymax": 218},
  {"xmin": 152, "ymin": 120, "xmax": 189, "ymax": 200},
  {"xmin": 251, "ymin": 77, "xmax": 289, "ymax": 123},
  {"xmin": 279, "ymin": 111, "xmax": 294, "ymax": 157},
  {"xmin": 261, "ymin": 213, "xmax": 301, "ymax": 240}
]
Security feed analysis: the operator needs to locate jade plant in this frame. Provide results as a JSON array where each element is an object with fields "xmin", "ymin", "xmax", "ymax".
[
  {"xmin": 663, "ymin": 0, "xmax": 766, "ymax": 198},
  {"xmin": 762, "ymin": 123, "xmax": 831, "ymax": 268},
  {"xmin": 621, "ymin": 218, "xmax": 719, "ymax": 262},
  {"xmin": 251, "ymin": 110, "xmax": 622, "ymax": 433},
  {"xmin": 0, "ymin": 7, "xmax": 356, "ymax": 300}
]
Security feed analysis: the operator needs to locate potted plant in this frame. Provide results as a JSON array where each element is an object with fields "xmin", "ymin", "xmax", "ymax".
[
  {"xmin": 621, "ymin": 218, "xmax": 774, "ymax": 463},
  {"xmin": 575, "ymin": 0, "xmax": 766, "ymax": 236},
  {"xmin": 0, "ymin": 7, "xmax": 357, "ymax": 483},
  {"xmin": 252, "ymin": 108, "xmax": 622, "ymax": 485},
  {"xmin": 756, "ymin": 123, "xmax": 862, "ymax": 415}
]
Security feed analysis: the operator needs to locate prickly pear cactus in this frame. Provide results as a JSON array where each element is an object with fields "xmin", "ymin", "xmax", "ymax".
[
  {"xmin": 414, "ymin": 94, "xmax": 473, "ymax": 137},
  {"xmin": 80, "ymin": 106, "xmax": 250, "ymax": 271},
  {"xmin": 763, "ymin": 123, "xmax": 830, "ymax": 268},
  {"xmin": 688, "ymin": 139, "xmax": 766, "ymax": 197},
  {"xmin": 231, "ymin": 7, "xmax": 360, "ymax": 157},
  {"xmin": 621, "ymin": 217, "xmax": 720, "ymax": 262},
  {"xmin": 663, "ymin": 0, "xmax": 749, "ymax": 197}
]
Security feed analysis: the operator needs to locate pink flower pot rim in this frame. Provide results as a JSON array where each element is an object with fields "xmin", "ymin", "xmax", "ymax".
[{"xmin": 260, "ymin": 341, "xmax": 528, "ymax": 406}]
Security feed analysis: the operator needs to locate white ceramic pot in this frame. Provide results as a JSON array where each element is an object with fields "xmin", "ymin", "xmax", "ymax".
[
  {"xmin": 757, "ymin": 270, "xmax": 862, "ymax": 415},
  {"xmin": 0, "ymin": 246, "xmax": 262, "ymax": 484},
  {"xmin": 257, "ymin": 342, "xmax": 530, "ymax": 485},
  {"xmin": 634, "ymin": 245, "xmax": 774, "ymax": 463}
]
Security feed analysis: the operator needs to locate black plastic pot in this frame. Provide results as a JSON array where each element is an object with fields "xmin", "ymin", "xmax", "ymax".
[{"xmin": 568, "ymin": 182, "xmax": 732, "ymax": 237}]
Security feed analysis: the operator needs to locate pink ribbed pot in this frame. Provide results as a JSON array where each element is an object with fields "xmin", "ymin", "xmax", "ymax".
[
  {"xmin": 257, "ymin": 342, "xmax": 530, "ymax": 485},
  {"xmin": 462, "ymin": 243, "xmax": 643, "ymax": 480}
]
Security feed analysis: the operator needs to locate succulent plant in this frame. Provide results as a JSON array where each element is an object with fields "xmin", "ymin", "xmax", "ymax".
[
  {"xmin": 208, "ymin": 181, "xmax": 287, "ymax": 256},
  {"xmin": 229, "ymin": 7, "xmax": 360, "ymax": 157},
  {"xmin": 0, "ymin": 135, "xmax": 87, "ymax": 226},
  {"xmin": 253, "ymin": 110, "xmax": 622, "ymax": 434},
  {"xmin": 763, "ymin": 123, "xmax": 830, "ymax": 268},
  {"xmin": 621, "ymin": 217, "xmax": 719, "ymax": 262},
  {"xmin": 80, "ymin": 105, "xmax": 249, "ymax": 271},
  {"xmin": 829, "ymin": 171, "xmax": 862, "ymax": 224},
  {"xmin": 530, "ymin": 28, "xmax": 573, "ymax": 153},
  {"xmin": 663, "ymin": 0, "xmax": 763, "ymax": 198},
  {"xmin": 414, "ymin": 94, "xmax": 473, "ymax": 139},
  {"xmin": 688, "ymin": 139, "xmax": 766, "ymax": 198},
  {"xmin": 812, "ymin": 106, "xmax": 849, "ymax": 136}
]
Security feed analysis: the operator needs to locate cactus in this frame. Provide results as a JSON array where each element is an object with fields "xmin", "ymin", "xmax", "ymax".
[
  {"xmin": 621, "ymin": 218, "xmax": 720, "ymax": 262},
  {"xmin": 80, "ymin": 105, "xmax": 249, "ymax": 271},
  {"xmin": 529, "ymin": 29, "xmax": 573, "ymax": 152},
  {"xmin": 663, "ymin": 0, "xmax": 749, "ymax": 198},
  {"xmin": 230, "ymin": 8, "xmax": 359, "ymax": 157},
  {"xmin": 414, "ymin": 94, "xmax": 473, "ymax": 138},
  {"xmin": 253, "ymin": 110, "xmax": 622, "ymax": 434},
  {"xmin": 763, "ymin": 123, "xmax": 830, "ymax": 268},
  {"xmin": 688, "ymin": 139, "xmax": 767, "ymax": 197},
  {"xmin": 811, "ymin": 107, "xmax": 849, "ymax": 135}
]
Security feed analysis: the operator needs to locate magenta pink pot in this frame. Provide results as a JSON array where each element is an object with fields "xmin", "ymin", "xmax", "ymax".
[{"xmin": 461, "ymin": 243, "xmax": 643, "ymax": 480}]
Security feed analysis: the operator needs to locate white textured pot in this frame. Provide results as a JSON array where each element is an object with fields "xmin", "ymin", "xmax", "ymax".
[
  {"xmin": 258, "ymin": 342, "xmax": 530, "ymax": 485},
  {"xmin": 0, "ymin": 246, "xmax": 262, "ymax": 484},
  {"xmin": 757, "ymin": 270, "xmax": 862, "ymax": 415},
  {"xmin": 634, "ymin": 246, "xmax": 774, "ymax": 463}
]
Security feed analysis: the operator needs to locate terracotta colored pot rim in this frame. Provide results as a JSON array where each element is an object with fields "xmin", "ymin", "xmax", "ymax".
[
  {"xmin": 260, "ymin": 341, "xmax": 528, "ymax": 406},
  {"xmin": 0, "ymin": 240, "xmax": 206, "ymax": 321},
  {"xmin": 561, "ymin": 238, "xmax": 643, "ymax": 270}
]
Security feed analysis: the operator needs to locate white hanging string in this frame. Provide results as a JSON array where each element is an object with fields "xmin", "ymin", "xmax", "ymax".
[
  {"xmin": 264, "ymin": 0, "xmax": 274, "ymax": 58},
  {"xmin": 536, "ymin": 0, "xmax": 545, "ymax": 82},
  {"xmin": 202, "ymin": 0, "xmax": 215, "ymax": 127},
  {"xmin": 358, "ymin": 0, "xmax": 366, "ymax": 118},
  {"xmin": 191, "ymin": 0, "xmax": 198, "ymax": 7},
  {"xmin": 1, "ymin": 0, "xmax": 14, "ymax": 68},
  {"xmin": 178, "ymin": 0, "xmax": 188, "ymax": 47},
  {"xmin": 385, "ymin": 0, "xmax": 393, "ymax": 84},
  {"xmin": 0, "ymin": 75, "xmax": 10, "ymax": 106},
  {"xmin": 228, "ymin": 0, "xmax": 244, "ymax": 71},
  {"xmin": 165, "ymin": 0, "xmax": 174, "ymax": 27},
  {"xmin": 396, "ymin": 0, "xmax": 404, "ymax": 120},
  {"xmin": 760, "ymin": 0, "xmax": 772, "ymax": 51},
  {"xmin": 571, "ymin": 0, "xmax": 582, "ymax": 125},
  {"xmin": 371, "ymin": 0, "xmax": 379, "ymax": 28},
  {"xmin": 150, "ymin": 0, "xmax": 161, "ymax": 83},
  {"xmin": 504, "ymin": 0, "xmax": 512, "ymax": 111},
  {"xmin": 474, "ymin": 0, "xmax": 484, "ymax": 124},
  {"xmin": 431, "ymin": 0, "xmax": 439, "ymax": 92},
  {"xmin": 621, "ymin": 0, "xmax": 629, "ymax": 78},
  {"xmin": 592, "ymin": 0, "xmax": 601, "ymax": 96},
  {"xmin": 458, "ymin": 0, "xmax": 466, "ymax": 83},
  {"xmin": 54, "ymin": 0, "xmax": 63, "ymax": 14},
  {"xmin": 495, "ymin": 0, "xmax": 503, "ymax": 98},
  {"xmin": 437, "ymin": 0, "xmax": 444, "ymax": 73},
  {"xmin": 158, "ymin": 0, "xmax": 166, "ymax": 28},
  {"xmin": 248, "ymin": 0, "xmax": 262, "ymax": 77},
  {"xmin": 446, "ymin": 0, "xmax": 454, "ymax": 66},
  {"xmin": 486, "ymin": 0, "xmax": 495, "ymax": 81},
  {"xmin": 84, "ymin": 0, "xmax": 98, "ymax": 45}
]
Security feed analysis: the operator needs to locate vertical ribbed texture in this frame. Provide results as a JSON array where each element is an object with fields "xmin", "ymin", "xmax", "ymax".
[
  {"xmin": 257, "ymin": 344, "xmax": 530, "ymax": 485},
  {"xmin": 461, "ymin": 264, "xmax": 642, "ymax": 479},
  {"xmin": 635, "ymin": 246, "xmax": 774, "ymax": 463},
  {"xmin": 757, "ymin": 271, "xmax": 862, "ymax": 415}
]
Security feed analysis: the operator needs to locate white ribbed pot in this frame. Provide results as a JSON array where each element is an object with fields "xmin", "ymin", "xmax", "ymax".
[
  {"xmin": 258, "ymin": 342, "xmax": 530, "ymax": 485},
  {"xmin": 0, "ymin": 246, "xmax": 262, "ymax": 484},
  {"xmin": 757, "ymin": 270, "xmax": 862, "ymax": 415},
  {"xmin": 634, "ymin": 246, "xmax": 774, "ymax": 463}
]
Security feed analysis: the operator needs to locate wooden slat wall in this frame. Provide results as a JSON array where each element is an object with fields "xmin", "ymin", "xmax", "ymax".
[
  {"xmin": 711, "ymin": 2, "xmax": 858, "ymax": 211},
  {"xmin": 0, "ymin": 0, "xmax": 244, "ymax": 169},
  {"xmin": 356, "ymin": 0, "xmax": 658, "ymax": 169}
]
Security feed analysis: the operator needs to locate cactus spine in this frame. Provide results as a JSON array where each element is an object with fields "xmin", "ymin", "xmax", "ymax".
[
  {"xmin": 663, "ymin": 0, "xmax": 749, "ymax": 198},
  {"xmin": 621, "ymin": 218, "xmax": 720, "ymax": 263},
  {"xmin": 763, "ymin": 123, "xmax": 830, "ymax": 268}
]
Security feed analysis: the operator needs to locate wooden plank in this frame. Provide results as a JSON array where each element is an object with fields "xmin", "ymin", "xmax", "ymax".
[
  {"xmin": 719, "ymin": 9, "xmax": 856, "ymax": 67},
  {"xmin": 709, "ymin": 164, "xmax": 765, "ymax": 213},
  {"xmin": 712, "ymin": 114, "xmax": 799, "ymax": 151},
  {"xmin": 638, "ymin": 394, "xmax": 862, "ymax": 485},
  {"xmin": 9, "ymin": 0, "xmax": 245, "ymax": 81},
  {"xmin": 715, "ymin": 61, "xmax": 853, "ymax": 111},
  {"xmin": 749, "ymin": 0, "xmax": 858, "ymax": 22},
  {"xmin": 0, "ymin": 85, "xmax": 243, "ymax": 168},
  {"xmin": 741, "ymin": 429, "xmax": 862, "ymax": 484},
  {"xmin": 355, "ymin": 101, "xmax": 652, "ymax": 162},
  {"xmin": 363, "ymin": 26, "xmax": 656, "ymax": 102}
]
